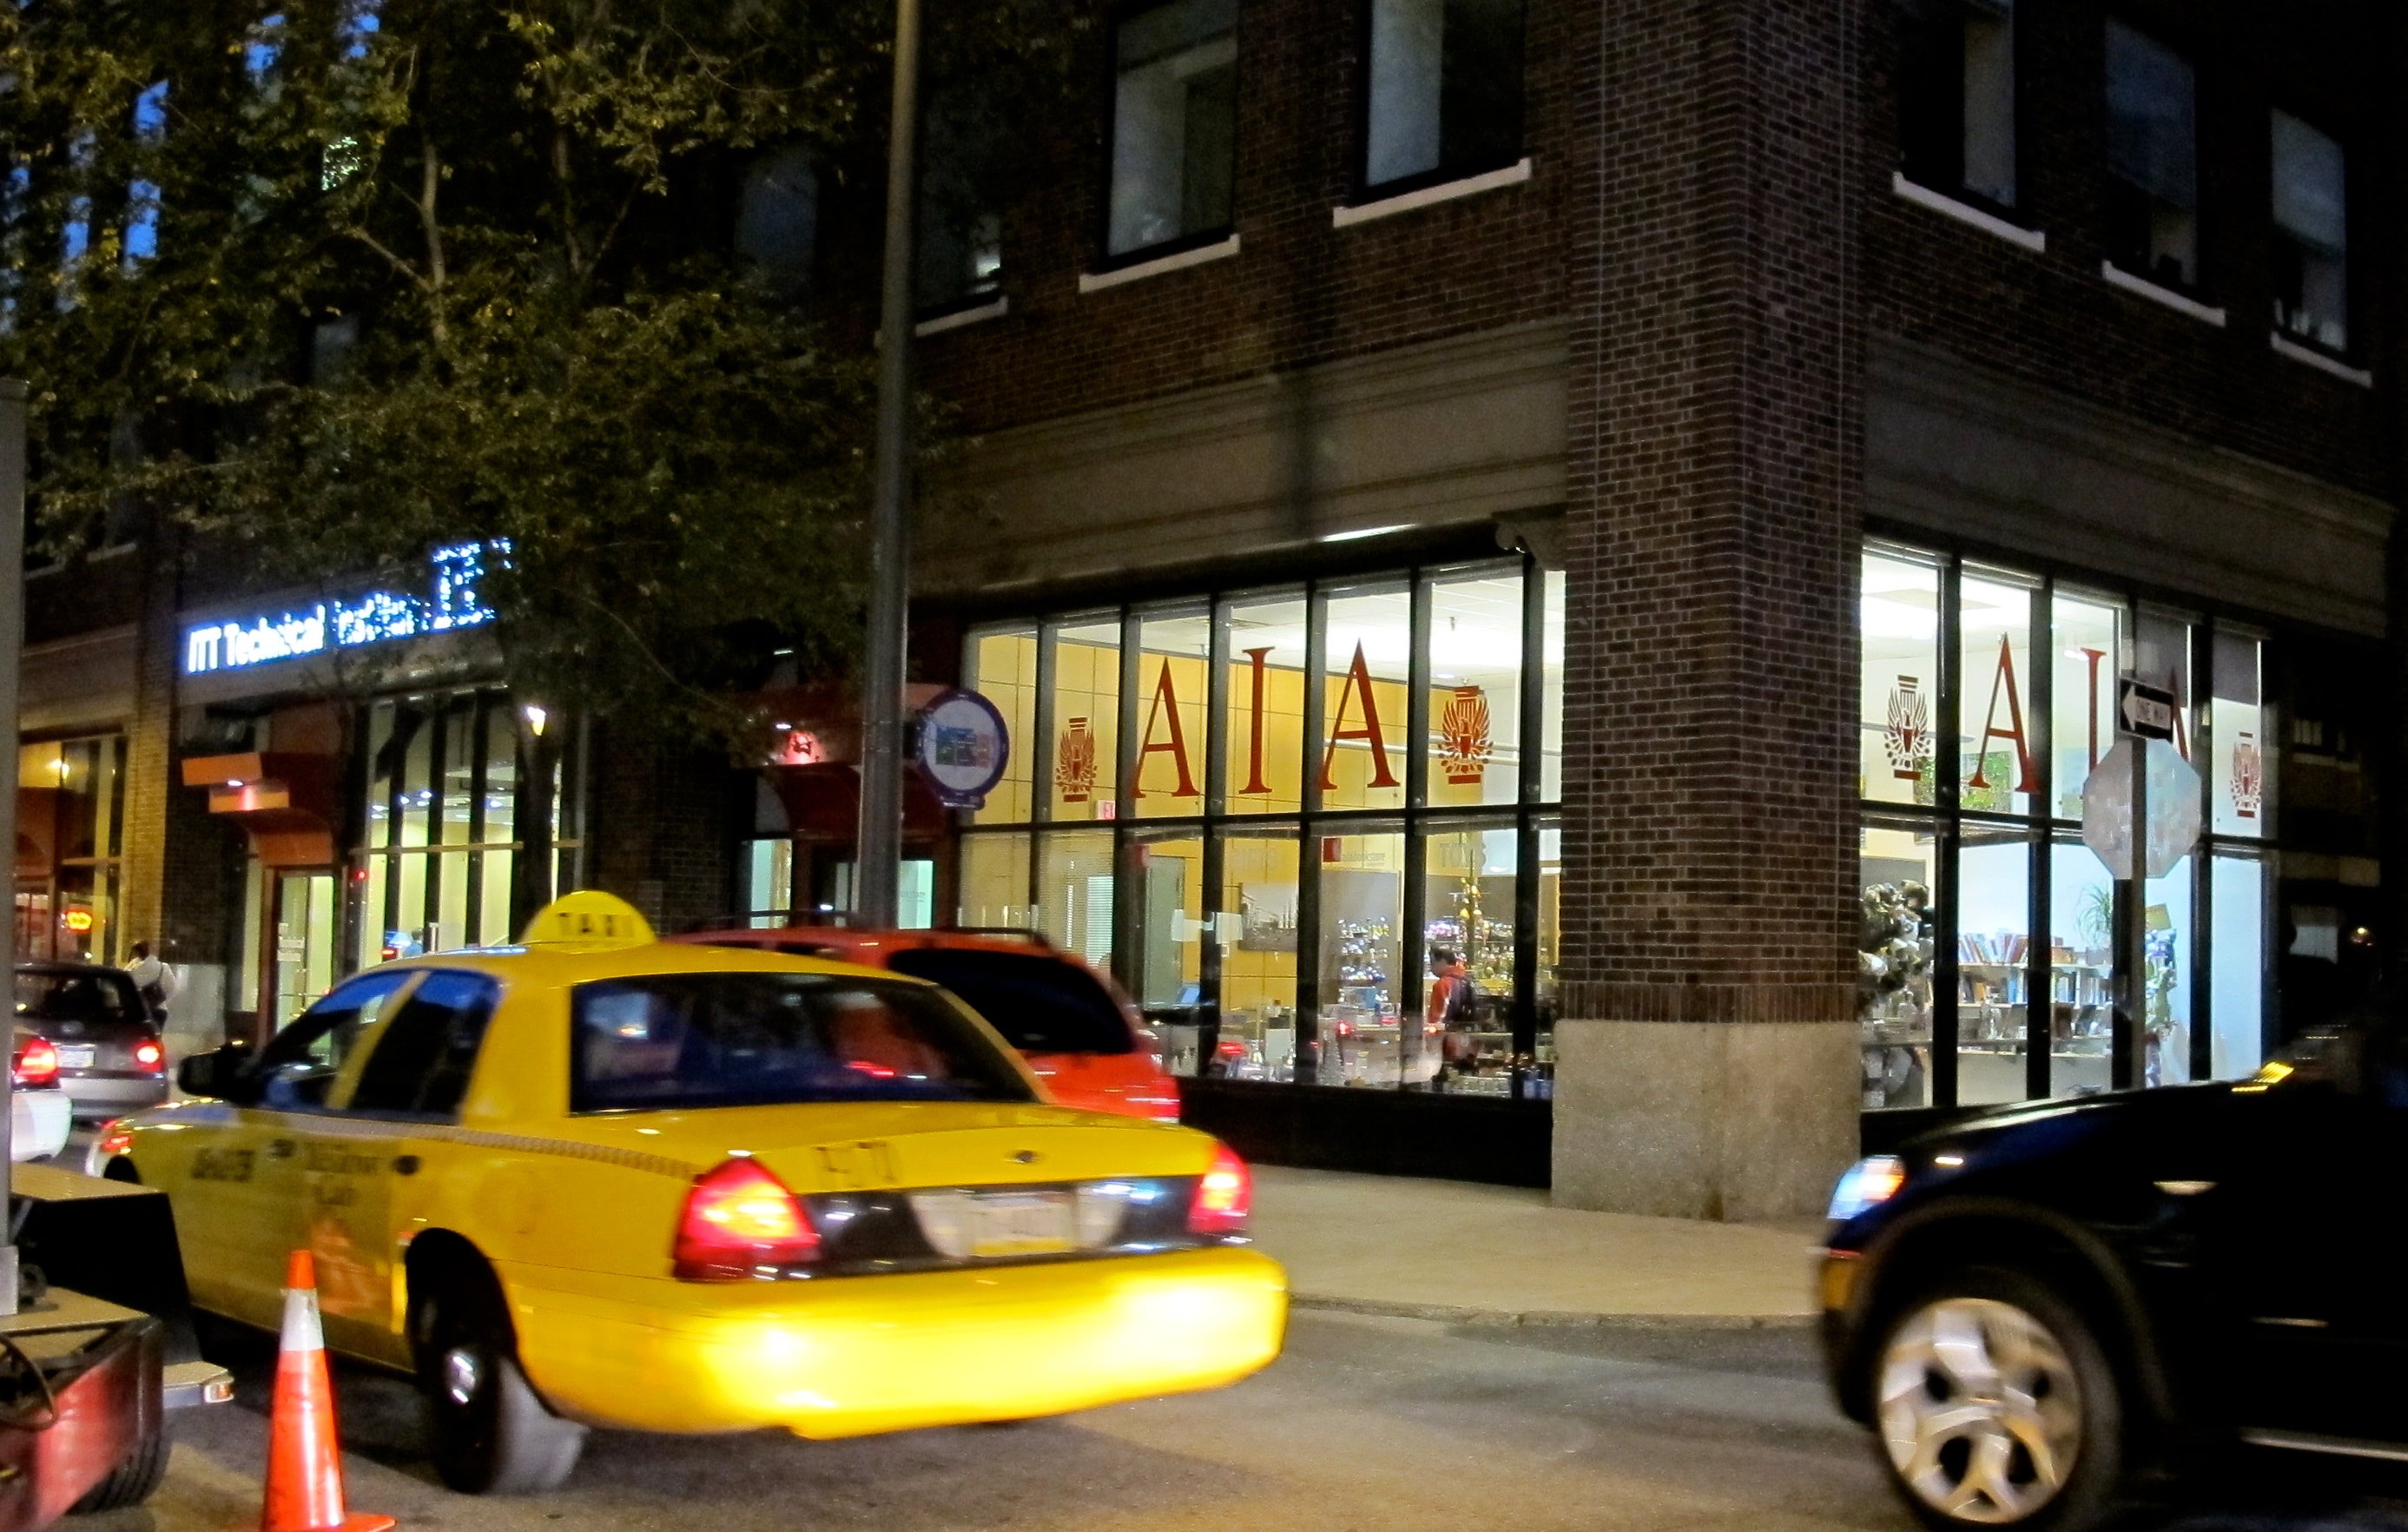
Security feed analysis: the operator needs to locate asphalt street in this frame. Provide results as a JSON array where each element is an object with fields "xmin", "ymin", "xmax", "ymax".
[{"xmin": 77, "ymin": 1311, "xmax": 2408, "ymax": 1532}]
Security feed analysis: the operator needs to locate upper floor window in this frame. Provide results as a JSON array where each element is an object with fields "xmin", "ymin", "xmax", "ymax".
[
  {"xmin": 736, "ymin": 145, "xmax": 817, "ymax": 301},
  {"xmin": 1106, "ymin": 0, "xmax": 1238, "ymax": 260},
  {"xmin": 2271, "ymin": 110, "xmax": 2346, "ymax": 354},
  {"xmin": 919, "ymin": 92, "xmax": 1004, "ymax": 314},
  {"xmin": 1362, "ymin": 0, "xmax": 1526, "ymax": 195},
  {"xmin": 1897, "ymin": 0, "xmax": 2017, "ymax": 210},
  {"xmin": 2104, "ymin": 20, "xmax": 2198, "ymax": 291}
]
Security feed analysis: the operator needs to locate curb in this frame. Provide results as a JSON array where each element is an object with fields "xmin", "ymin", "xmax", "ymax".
[{"xmin": 1290, "ymin": 1293, "xmax": 1816, "ymax": 1331}]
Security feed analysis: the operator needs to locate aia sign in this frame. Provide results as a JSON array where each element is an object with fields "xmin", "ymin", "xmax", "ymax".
[
  {"xmin": 1055, "ymin": 717, "xmax": 1098, "ymax": 803},
  {"xmin": 1439, "ymin": 686, "xmax": 1492, "ymax": 786}
]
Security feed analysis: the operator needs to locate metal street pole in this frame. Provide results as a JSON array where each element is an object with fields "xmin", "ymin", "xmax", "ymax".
[
  {"xmin": 0, "ymin": 380, "xmax": 27, "ymax": 1314},
  {"xmin": 2114, "ymin": 737, "xmax": 2148, "ymax": 1091},
  {"xmin": 854, "ymin": 0, "xmax": 924, "ymax": 929}
]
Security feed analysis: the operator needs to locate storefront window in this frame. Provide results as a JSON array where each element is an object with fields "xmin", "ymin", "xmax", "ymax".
[
  {"xmin": 1427, "ymin": 571, "xmax": 1522, "ymax": 808},
  {"xmin": 964, "ymin": 558, "xmax": 1561, "ymax": 1102},
  {"xmin": 1861, "ymin": 548, "xmax": 1941, "ymax": 808},
  {"xmin": 355, "ymin": 691, "xmax": 547, "ymax": 965},
  {"xmin": 16, "ymin": 736, "xmax": 123, "ymax": 962},
  {"xmin": 2051, "ymin": 590, "xmax": 2122, "ymax": 821},
  {"xmin": 1317, "ymin": 828, "xmax": 1405, "ymax": 1086},
  {"xmin": 2211, "ymin": 628, "xmax": 2269, "ymax": 837},
  {"xmin": 1422, "ymin": 824, "xmax": 1516, "ymax": 1093},
  {"xmin": 739, "ymin": 837, "xmax": 795, "ymax": 922},
  {"xmin": 1321, "ymin": 587, "xmax": 1411, "ymax": 812},
  {"xmin": 1959, "ymin": 568, "xmax": 2037, "ymax": 817},
  {"xmin": 1131, "ymin": 611, "xmax": 1211, "ymax": 817},
  {"xmin": 1047, "ymin": 618, "xmax": 1119, "ymax": 822},
  {"xmin": 964, "ymin": 626, "xmax": 1039, "ymax": 826},
  {"xmin": 1956, "ymin": 828, "xmax": 2031, "ymax": 1106},
  {"xmin": 1862, "ymin": 541, "xmax": 2286, "ymax": 1110}
]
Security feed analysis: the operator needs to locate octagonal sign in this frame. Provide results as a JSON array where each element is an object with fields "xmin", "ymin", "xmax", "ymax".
[{"xmin": 2081, "ymin": 736, "xmax": 2200, "ymax": 881}]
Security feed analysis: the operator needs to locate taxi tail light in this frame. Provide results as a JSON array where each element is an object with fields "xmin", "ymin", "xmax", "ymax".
[
  {"xmin": 96, "ymin": 1121, "xmax": 135, "ymax": 1158},
  {"xmin": 1188, "ymin": 1143, "xmax": 1251, "ymax": 1236},
  {"xmin": 134, "ymin": 1040, "xmax": 165, "ymax": 1073},
  {"xmin": 674, "ymin": 1158, "xmax": 821, "ymax": 1279},
  {"xmin": 14, "ymin": 1037, "xmax": 58, "ymax": 1088}
]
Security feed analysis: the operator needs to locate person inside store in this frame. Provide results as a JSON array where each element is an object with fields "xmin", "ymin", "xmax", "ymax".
[
  {"xmin": 128, "ymin": 940, "xmax": 179, "ymax": 1026},
  {"xmin": 1428, "ymin": 948, "xmax": 1475, "ymax": 1074}
]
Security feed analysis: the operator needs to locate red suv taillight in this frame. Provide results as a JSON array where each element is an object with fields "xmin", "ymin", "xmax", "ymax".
[
  {"xmin": 14, "ymin": 1038, "xmax": 58, "ymax": 1089},
  {"xmin": 673, "ymin": 1158, "xmax": 820, "ymax": 1279},
  {"xmin": 134, "ymin": 1040, "xmax": 164, "ymax": 1073},
  {"xmin": 1188, "ymin": 1143, "xmax": 1251, "ymax": 1236}
]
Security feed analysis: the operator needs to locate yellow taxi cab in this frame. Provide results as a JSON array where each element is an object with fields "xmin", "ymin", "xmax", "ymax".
[{"xmin": 93, "ymin": 893, "xmax": 1287, "ymax": 1494}]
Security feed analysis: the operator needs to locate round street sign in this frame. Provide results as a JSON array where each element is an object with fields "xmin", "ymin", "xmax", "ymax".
[
  {"xmin": 914, "ymin": 688, "xmax": 1012, "ymax": 809},
  {"xmin": 2081, "ymin": 737, "xmax": 2200, "ymax": 881}
]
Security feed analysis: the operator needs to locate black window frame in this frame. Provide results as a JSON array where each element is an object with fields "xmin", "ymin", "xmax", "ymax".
[
  {"xmin": 2267, "ymin": 105, "xmax": 2352, "ymax": 361},
  {"xmin": 342, "ymin": 967, "xmax": 503, "ymax": 1122},
  {"xmin": 2101, "ymin": 16, "xmax": 2206, "ymax": 297},
  {"xmin": 1349, "ymin": 0, "xmax": 1530, "ymax": 205},
  {"xmin": 1894, "ymin": 0, "xmax": 2024, "ymax": 220},
  {"xmin": 1094, "ymin": 0, "xmax": 1244, "ymax": 273},
  {"xmin": 246, "ymin": 968, "xmax": 421, "ymax": 1113}
]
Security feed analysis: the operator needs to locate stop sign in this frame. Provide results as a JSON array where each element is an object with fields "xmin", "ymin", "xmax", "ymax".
[{"xmin": 2081, "ymin": 737, "xmax": 2200, "ymax": 881}]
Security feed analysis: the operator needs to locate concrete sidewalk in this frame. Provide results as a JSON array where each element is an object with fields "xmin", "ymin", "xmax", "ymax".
[{"xmin": 1248, "ymin": 1166, "xmax": 1825, "ymax": 1328}]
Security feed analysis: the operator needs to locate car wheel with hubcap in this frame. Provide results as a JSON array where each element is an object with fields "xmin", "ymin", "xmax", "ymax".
[
  {"xmin": 411, "ymin": 1260, "xmax": 585, "ymax": 1495},
  {"xmin": 1870, "ymin": 1268, "xmax": 2125, "ymax": 1530}
]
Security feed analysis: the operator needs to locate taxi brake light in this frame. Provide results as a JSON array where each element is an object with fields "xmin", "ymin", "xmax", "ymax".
[
  {"xmin": 97, "ymin": 1122, "xmax": 135, "ymax": 1158},
  {"xmin": 14, "ymin": 1037, "xmax": 58, "ymax": 1088},
  {"xmin": 674, "ymin": 1159, "xmax": 820, "ymax": 1279},
  {"xmin": 1188, "ymin": 1143, "xmax": 1250, "ymax": 1236}
]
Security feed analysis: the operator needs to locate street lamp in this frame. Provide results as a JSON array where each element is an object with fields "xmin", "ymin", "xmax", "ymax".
[{"xmin": 854, "ymin": 0, "xmax": 924, "ymax": 929}]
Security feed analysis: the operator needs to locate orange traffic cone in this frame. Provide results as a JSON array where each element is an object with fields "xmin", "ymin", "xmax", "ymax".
[{"xmin": 259, "ymin": 1251, "xmax": 394, "ymax": 1532}]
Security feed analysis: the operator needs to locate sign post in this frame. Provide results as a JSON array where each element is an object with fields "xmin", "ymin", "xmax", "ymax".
[{"xmin": 2084, "ymin": 676, "xmax": 2180, "ymax": 1091}]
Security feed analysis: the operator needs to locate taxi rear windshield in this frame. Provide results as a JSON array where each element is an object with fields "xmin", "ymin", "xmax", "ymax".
[
  {"xmin": 569, "ymin": 973, "xmax": 1035, "ymax": 1113},
  {"xmin": 884, "ymin": 949, "xmax": 1134, "ymax": 1055}
]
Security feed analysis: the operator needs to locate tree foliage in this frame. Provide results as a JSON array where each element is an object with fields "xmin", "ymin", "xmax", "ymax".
[{"xmin": 0, "ymin": 0, "xmax": 1081, "ymax": 739}]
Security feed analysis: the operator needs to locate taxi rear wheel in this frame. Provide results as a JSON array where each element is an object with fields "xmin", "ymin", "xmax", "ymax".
[{"xmin": 410, "ymin": 1259, "xmax": 585, "ymax": 1495}]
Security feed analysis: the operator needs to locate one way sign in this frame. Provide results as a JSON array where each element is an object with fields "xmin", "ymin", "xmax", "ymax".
[{"xmin": 2116, "ymin": 676, "xmax": 2176, "ymax": 743}]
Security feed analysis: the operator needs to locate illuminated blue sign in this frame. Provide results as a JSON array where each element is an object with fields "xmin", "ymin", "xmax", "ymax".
[{"xmin": 181, "ymin": 543, "xmax": 498, "ymax": 677}]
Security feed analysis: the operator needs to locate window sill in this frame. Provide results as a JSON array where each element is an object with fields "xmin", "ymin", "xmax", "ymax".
[
  {"xmin": 2099, "ymin": 261, "xmax": 2226, "ymax": 327},
  {"xmin": 1334, "ymin": 158, "xmax": 1534, "ymax": 228},
  {"xmin": 1079, "ymin": 234, "xmax": 1242, "ymax": 294},
  {"xmin": 1889, "ymin": 172, "xmax": 2044, "ymax": 253},
  {"xmin": 914, "ymin": 295, "xmax": 1008, "ymax": 338},
  {"xmin": 2270, "ymin": 331, "xmax": 2372, "ymax": 387}
]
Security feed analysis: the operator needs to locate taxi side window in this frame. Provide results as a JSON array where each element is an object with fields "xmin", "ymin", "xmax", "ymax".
[
  {"xmin": 255, "ymin": 972, "xmax": 417, "ymax": 1111},
  {"xmin": 345, "ymin": 971, "xmax": 502, "ymax": 1120}
]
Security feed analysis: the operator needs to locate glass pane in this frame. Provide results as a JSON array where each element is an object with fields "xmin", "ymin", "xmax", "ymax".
[
  {"xmin": 2047, "ymin": 838, "xmax": 2117, "ymax": 1098},
  {"xmin": 965, "ymin": 627, "xmax": 1039, "ymax": 825},
  {"xmin": 2146, "ymin": 855, "xmax": 2194, "ymax": 1086},
  {"xmin": 1421, "ymin": 824, "xmax": 1516, "ymax": 1093},
  {"xmin": 1860, "ymin": 549, "xmax": 1942, "ymax": 807},
  {"xmin": 957, "ymin": 833, "xmax": 1032, "ymax": 928},
  {"xmin": 436, "ymin": 849, "xmax": 470, "ymax": 952},
  {"xmin": 399, "ymin": 704, "xmax": 432, "ymax": 849},
  {"xmin": 2210, "ymin": 854, "xmax": 2266, "ymax": 1080},
  {"xmin": 478, "ymin": 848, "xmax": 513, "ymax": 946},
  {"xmin": 741, "ymin": 839, "xmax": 794, "ymax": 921},
  {"xmin": 483, "ymin": 698, "xmax": 517, "ymax": 845},
  {"xmin": 392, "ymin": 852, "xmax": 427, "ymax": 960},
  {"xmin": 440, "ymin": 697, "xmax": 476, "ymax": 845},
  {"xmin": 2211, "ymin": 629, "xmax": 2269, "ymax": 837},
  {"xmin": 1035, "ymin": 830, "xmax": 1116, "ymax": 971},
  {"xmin": 364, "ymin": 703, "xmax": 394, "ymax": 849},
  {"xmin": 1859, "ymin": 820, "xmax": 1936, "ymax": 1110},
  {"xmin": 1317, "ymin": 829, "xmax": 1406, "ymax": 1086},
  {"xmin": 1956, "ymin": 829, "xmax": 2031, "ymax": 1106},
  {"xmin": 1130, "ymin": 610, "xmax": 1211, "ymax": 817},
  {"xmin": 1047, "ymin": 620, "xmax": 1120, "ymax": 822},
  {"xmin": 1427, "ymin": 570, "xmax": 1522, "ymax": 808},
  {"xmin": 1108, "ymin": 0, "xmax": 1239, "ymax": 255},
  {"xmin": 2133, "ymin": 608, "xmax": 2195, "ymax": 763},
  {"xmin": 1540, "ymin": 571, "xmax": 1564, "ymax": 802},
  {"xmin": 1365, "ymin": 0, "xmax": 1524, "ymax": 188},
  {"xmin": 2050, "ymin": 591, "xmax": 2122, "ymax": 822},
  {"xmin": 1224, "ymin": 594, "xmax": 1308, "ymax": 814},
  {"xmin": 53, "ymin": 864, "xmax": 100, "ymax": 963},
  {"xmin": 355, "ymin": 857, "xmax": 386, "ymax": 972},
  {"xmin": 1211, "ymin": 831, "xmax": 1300, "ymax": 1080},
  {"xmin": 56, "ymin": 739, "xmax": 101, "ymax": 861},
  {"xmin": 1129, "ymin": 835, "xmax": 1203, "ymax": 1008},
  {"xmin": 1322, "ymin": 587, "xmax": 1411, "ymax": 812},
  {"xmin": 1959, "ymin": 567, "xmax": 2037, "ymax": 816}
]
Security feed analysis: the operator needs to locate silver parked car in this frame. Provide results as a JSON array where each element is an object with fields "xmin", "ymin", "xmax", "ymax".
[{"xmin": 16, "ymin": 963, "xmax": 168, "ymax": 1119}]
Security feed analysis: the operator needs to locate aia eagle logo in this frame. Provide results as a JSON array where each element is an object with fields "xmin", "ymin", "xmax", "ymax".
[
  {"xmin": 1885, "ymin": 677, "xmax": 1931, "ymax": 781},
  {"xmin": 2231, "ymin": 730, "xmax": 2261, "ymax": 820},
  {"xmin": 1055, "ymin": 716, "xmax": 1097, "ymax": 803},
  {"xmin": 1438, "ymin": 686, "xmax": 1492, "ymax": 786}
]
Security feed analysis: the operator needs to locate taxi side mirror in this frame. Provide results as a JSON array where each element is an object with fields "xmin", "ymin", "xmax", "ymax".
[{"xmin": 176, "ymin": 1046, "xmax": 253, "ymax": 1102}]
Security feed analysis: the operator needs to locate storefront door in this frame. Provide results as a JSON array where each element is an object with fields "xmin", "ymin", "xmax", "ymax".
[{"xmin": 269, "ymin": 872, "xmax": 339, "ymax": 1030}]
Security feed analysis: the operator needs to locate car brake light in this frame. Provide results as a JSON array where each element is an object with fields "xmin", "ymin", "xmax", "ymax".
[
  {"xmin": 673, "ymin": 1158, "xmax": 820, "ymax": 1279},
  {"xmin": 14, "ymin": 1038, "xmax": 58, "ymax": 1088},
  {"xmin": 1189, "ymin": 1143, "xmax": 1250, "ymax": 1236},
  {"xmin": 134, "ymin": 1040, "xmax": 165, "ymax": 1072}
]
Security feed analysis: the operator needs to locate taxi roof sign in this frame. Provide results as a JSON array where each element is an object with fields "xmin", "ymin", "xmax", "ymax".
[{"xmin": 520, "ymin": 890, "xmax": 656, "ymax": 951}]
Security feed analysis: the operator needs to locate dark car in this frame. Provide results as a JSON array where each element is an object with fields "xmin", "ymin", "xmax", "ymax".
[
  {"xmin": 16, "ymin": 963, "xmax": 168, "ymax": 1120},
  {"xmin": 1819, "ymin": 1012, "xmax": 2408, "ymax": 1530}
]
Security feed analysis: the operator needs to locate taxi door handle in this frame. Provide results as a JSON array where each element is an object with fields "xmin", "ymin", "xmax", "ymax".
[{"xmin": 267, "ymin": 1139, "xmax": 296, "ymax": 1159}]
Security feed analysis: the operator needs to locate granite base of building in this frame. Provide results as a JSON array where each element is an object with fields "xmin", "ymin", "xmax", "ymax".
[{"xmin": 1552, "ymin": 1020, "xmax": 1858, "ymax": 1221}]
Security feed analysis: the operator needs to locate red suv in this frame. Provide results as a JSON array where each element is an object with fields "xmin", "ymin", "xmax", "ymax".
[{"xmin": 668, "ymin": 926, "xmax": 1181, "ymax": 1122}]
